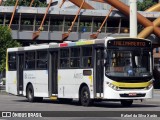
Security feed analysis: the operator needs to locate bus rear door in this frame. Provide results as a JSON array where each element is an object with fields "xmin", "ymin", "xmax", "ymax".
[
  {"xmin": 17, "ymin": 53, "xmax": 24, "ymax": 95},
  {"xmin": 49, "ymin": 51, "xmax": 58, "ymax": 96},
  {"xmin": 94, "ymin": 46, "xmax": 104, "ymax": 98}
]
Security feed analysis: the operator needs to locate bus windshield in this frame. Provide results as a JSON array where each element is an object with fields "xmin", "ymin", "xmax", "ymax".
[{"xmin": 105, "ymin": 50, "xmax": 152, "ymax": 77}]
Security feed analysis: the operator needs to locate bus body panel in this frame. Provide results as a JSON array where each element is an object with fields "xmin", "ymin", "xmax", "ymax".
[
  {"xmin": 6, "ymin": 71, "xmax": 18, "ymax": 95},
  {"xmin": 58, "ymin": 69, "xmax": 94, "ymax": 99},
  {"xmin": 23, "ymin": 70, "xmax": 49, "ymax": 97},
  {"xmin": 103, "ymin": 77, "xmax": 153, "ymax": 99},
  {"xmin": 103, "ymin": 85, "xmax": 153, "ymax": 99},
  {"xmin": 6, "ymin": 37, "xmax": 153, "ymax": 105}
]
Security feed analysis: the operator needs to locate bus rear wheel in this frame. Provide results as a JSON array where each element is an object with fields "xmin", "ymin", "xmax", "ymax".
[
  {"xmin": 26, "ymin": 84, "xmax": 43, "ymax": 102},
  {"xmin": 121, "ymin": 100, "xmax": 133, "ymax": 107},
  {"xmin": 26, "ymin": 84, "xmax": 35, "ymax": 102},
  {"xmin": 80, "ymin": 86, "xmax": 92, "ymax": 106}
]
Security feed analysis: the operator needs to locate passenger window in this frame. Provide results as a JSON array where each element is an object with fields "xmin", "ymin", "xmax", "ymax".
[
  {"xmin": 60, "ymin": 59, "xmax": 69, "ymax": 68},
  {"xmin": 70, "ymin": 48, "xmax": 80, "ymax": 68},
  {"xmin": 25, "ymin": 51, "xmax": 35, "ymax": 70},
  {"xmin": 37, "ymin": 51, "xmax": 48, "ymax": 69},
  {"xmin": 60, "ymin": 49, "xmax": 69, "ymax": 68},
  {"xmin": 60, "ymin": 49, "xmax": 69, "ymax": 58},
  {"xmin": 71, "ymin": 48, "xmax": 80, "ymax": 57},
  {"xmin": 8, "ymin": 53, "xmax": 16, "ymax": 70},
  {"xmin": 82, "ymin": 47, "xmax": 92, "ymax": 68}
]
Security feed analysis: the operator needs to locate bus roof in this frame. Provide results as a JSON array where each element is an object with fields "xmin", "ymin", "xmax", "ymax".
[
  {"xmin": 7, "ymin": 38, "xmax": 105, "ymax": 52},
  {"xmin": 7, "ymin": 37, "xmax": 151, "ymax": 52}
]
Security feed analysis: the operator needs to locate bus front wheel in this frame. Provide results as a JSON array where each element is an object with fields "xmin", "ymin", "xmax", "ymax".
[
  {"xmin": 80, "ymin": 86, "xmax": 92, "ymax": 106},
  {"xmin": 121, "ymin": 100, "xmax": 133, "ymax": 107}
]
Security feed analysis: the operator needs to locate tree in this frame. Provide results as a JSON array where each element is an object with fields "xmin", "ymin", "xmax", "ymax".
[
  {"xmin": 137, "ymin": 0, "xmax": 157, "ymax": 11},
  {"xmin": 3, "ymin": 0, "xmax": 47, "ymax": 7},
  {"xmin": 0, "ymin": 26, "xmax": 20, "ymax": 72}
]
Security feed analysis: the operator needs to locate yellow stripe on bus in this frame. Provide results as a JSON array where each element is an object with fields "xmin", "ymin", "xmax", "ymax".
[
  {"xmin": 88, "ymin": 76, "xmax": 93, "ymax": 84},
  {"xmin": 112, "ymin": 81, "xmax": 152, "ymax": 88},
  {"xmin": 13, "ymin": 79, "xmax": 17, "ymax": 84},
  {"xmin": 58, "ymin": 75, "xmax": 61, "ymax": 81},
  {"xmin": 6, "ymin": 51, "xmax": 8, "ymax": 71},
  {"xmin": 50, "ymin": 96, "xmax": 57, "ymax": 100}
]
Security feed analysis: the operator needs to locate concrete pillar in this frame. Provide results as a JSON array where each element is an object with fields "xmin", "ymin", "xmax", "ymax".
[
  {"xmin": 77, "ymin": 16, "xmax": 80, "ymax": 32},
  {"xmin": 130, "ymin": 0, "xmax": 137, "ymax": 37},
  {"xmin": 91, "ymin": 17, "xmax": 94, "ymax": 33},
  {"xmin": 62, "ymin": 16, "xmax": 65, "ymax": 32},
  {"xmin": 48, "ymin": 16, "xmax": 51, "ymax": 32},
  {"xmin": 3, "ymin": 14, "xmax": 6, "ymax": 26},
  {"xmin": 19, "ymin": 13, "xmax": 21, "ymax": 31}
]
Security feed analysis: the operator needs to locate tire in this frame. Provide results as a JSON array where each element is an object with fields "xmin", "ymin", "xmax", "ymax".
[
  {"xmin": 121, "ymin": 100, "xmax": 133, "ymax": 107},
  {"xmin": 80, "ymin": 86, "xmax": 92, "ymax": 106},
  {"xmin": 26, "ymin": 84, "xmax": 43, "ymax": 102},
  {"xmin": 26, "ymin": 84, "xmax": 35, "ymax": 102}
]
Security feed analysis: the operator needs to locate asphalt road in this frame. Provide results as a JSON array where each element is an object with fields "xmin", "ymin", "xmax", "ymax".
[{"xmin": 0, "ymin": 90, "xmax": 160, "ymax": 120}]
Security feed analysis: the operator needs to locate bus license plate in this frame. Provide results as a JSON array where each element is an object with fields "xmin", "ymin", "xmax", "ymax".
[{"xmin": 128, "ymin": 93, "xmax": 137, "ymax": 96}]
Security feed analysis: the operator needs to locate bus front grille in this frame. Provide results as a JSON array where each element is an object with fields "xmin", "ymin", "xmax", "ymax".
[{"xmin": 120, "ymin": 93, "xmax": 146, "ymax": 97}]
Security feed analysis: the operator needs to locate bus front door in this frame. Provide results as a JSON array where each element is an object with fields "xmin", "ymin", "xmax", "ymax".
[
  {"xmin": 94, "ymin": 47, "xmax": 104, "ymax": 98},
  {"xmin": 17, "ymin": 53, "xmax": 24, "ymax": 95},
  {"xmin": 49, "ymin": 51, "xmax": 58, "ymax": 96}
]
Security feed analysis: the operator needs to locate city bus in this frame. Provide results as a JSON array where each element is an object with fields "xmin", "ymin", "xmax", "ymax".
[{"xmin": 6, "ymin": 37, "xmax": 153, "ymax": 107}]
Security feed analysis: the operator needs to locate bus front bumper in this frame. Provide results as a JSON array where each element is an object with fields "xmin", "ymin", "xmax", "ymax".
[{"xmin": 103, "ymin": 86, "xmax": 153, "ymax": 100}]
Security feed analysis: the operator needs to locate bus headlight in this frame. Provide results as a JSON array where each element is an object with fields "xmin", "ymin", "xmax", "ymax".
[
  {"xmin": 144, "ymin": 83, "xmax": 153, "ymax": 90},
  {"xmin": 106, "ymin": 82, "xmax": 119, "ymax": 91},
  {"xmin": 144, "ymin": 80, "xmax": 153, "ymax": 90}
]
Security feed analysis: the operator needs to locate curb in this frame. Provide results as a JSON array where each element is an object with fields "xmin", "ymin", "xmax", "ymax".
[
  {"xmin": 153, "ymin": 89, "xmax": 160, "ymax": 94},
  {"xmin": 0, "ymin": 90, "xmax": 8, "ymax": 95}
]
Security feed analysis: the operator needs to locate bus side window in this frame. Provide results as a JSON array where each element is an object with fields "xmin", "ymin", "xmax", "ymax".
[
  {"xmin": 25, "ymin": 51, "xmax": 35, "ymax": 70},
  {"xmin": 60, "ymin": 49, "xmax": 69, "ymax": 68},
  {"xmin": 8, "ymin": 53, "xmax": 16, "ymax": 70},
  {"xmin": 60, "ymin": 59, "xmax": 69, "ymax": 68},
  {"xmin": 87, "ymin": 57, "xmax": 92, "ymax": 67},
  {"xmin": 70, "ymin": 47, "xmax": 80, "ymax": 68},
  {"xmin": 25, "ymin": 62, "xmax": 28, "ymax": 69},
  {"xmin": 82, "ymin": 46, "xmax": 92, "ymax": 68},
  {"xmin": 37, "ymin": 51, "xmax": 48, "ymax": 69}
]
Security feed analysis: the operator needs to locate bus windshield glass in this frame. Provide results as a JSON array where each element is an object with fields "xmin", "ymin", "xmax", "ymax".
[{"xmin": 105, "ymin": 50, "xmax": 152, "ymax": 77}]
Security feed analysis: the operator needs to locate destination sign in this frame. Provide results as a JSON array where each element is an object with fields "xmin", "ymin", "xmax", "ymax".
[{"xmin": 108, "ymin": 39, "xmax": 151, "ymax": 47}]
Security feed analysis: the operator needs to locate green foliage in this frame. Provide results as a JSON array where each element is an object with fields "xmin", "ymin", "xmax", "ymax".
[
  {"xmin": 2, "ymin": 78, "xmax": 6, "ymax": 85},
  {"xmin": 0, "ymin": 26, "xmax": 20, "ymax": 72},
  {"xmin": 3, "ymin": 0, "xmax": 47, "ymax": 7},
  {"xmin": 137, "ymin": 0, "xmax": 157, "ymax": 11}
]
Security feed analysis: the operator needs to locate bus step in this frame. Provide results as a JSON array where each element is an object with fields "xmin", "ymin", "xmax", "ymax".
[
  {"xmin": 96, "ymin": 93, "xmax": 103, "ymax": 97},
  {"xmin": 50, "ymin": 96, "xmax": 58, "ymax": 100}
]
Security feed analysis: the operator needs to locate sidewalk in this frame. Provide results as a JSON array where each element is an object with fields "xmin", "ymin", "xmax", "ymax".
[
  {"xmin": 0, "ymin": 85, "xmax": 7, "ymax": 95},
  {"xmin": 0, "ymin": 85, "xmax": 5, "ymax": 90},
  {"xmin": 153, "ymin": 89, "xmax": 160, "ymax": 93},
  {"xmin": 144, "ymin": 89, "xmax": 160, "ymax": 104}
]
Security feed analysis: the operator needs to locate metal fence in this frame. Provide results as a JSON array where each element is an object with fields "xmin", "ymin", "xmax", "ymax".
[
  {"xmin": 0, "ymin": 24, "xmax": 129, "ymax": 34},
  {"xmin": 20, "ymin": 25, "xmax": 33, "ymax": 31}
]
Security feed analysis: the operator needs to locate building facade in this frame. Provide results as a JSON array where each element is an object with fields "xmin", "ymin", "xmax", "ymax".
[{"xmin": 47, "ymin": 0, "xmax": 144, "ymax": 10}]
